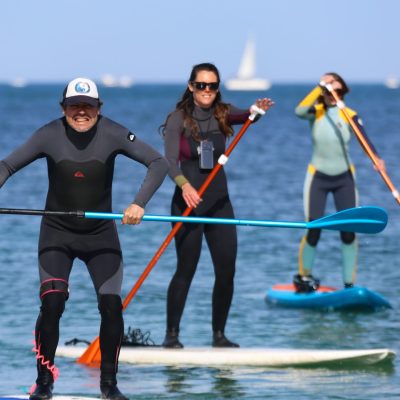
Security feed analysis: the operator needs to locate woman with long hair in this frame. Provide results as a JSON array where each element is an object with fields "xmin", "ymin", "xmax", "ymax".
[
  {"xmin": 294, "ymin": 72, "xmax": 384, "ymax": 292},
  {"xmin": 161, "ymin": 63, "xmax": 273, "ymax": 348}
]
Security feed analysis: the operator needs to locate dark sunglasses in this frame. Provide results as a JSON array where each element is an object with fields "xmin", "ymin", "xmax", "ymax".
[
  {"xmin": 192, "ymin": 81, "xmax": 220, "ymax": 91},
  {"xmin": 323, "ymin": 87, "xmax": 343, "ymax": 97}
]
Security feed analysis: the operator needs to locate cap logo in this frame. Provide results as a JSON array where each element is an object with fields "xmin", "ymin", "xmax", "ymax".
[
  {"xmin": 75, "ymin": 81, "xmax": 91, "ymax": 94},
  {"xmin": 127, "ymin": 132, "xmax": 136, "ymax": 142}
]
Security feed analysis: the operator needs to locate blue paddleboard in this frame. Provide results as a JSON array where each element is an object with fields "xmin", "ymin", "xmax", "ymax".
[{"xmin": 266, "ymin": 284, "xmax": 392, "ymax": 310}]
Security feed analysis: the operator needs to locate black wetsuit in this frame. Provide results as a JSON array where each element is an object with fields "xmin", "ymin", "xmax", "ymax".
[
  {"xmin": 163, "ymin": 105, "xmax": 249, "ymax": 334},
  {"xmin": 0, "ymin": 116, "xmax": 168, "ymax": 380}
]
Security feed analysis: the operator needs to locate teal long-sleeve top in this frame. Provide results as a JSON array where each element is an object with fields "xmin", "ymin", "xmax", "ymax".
[{"xmin": 295, "ymin": 86, "xmax": 378, "ymax": 176}]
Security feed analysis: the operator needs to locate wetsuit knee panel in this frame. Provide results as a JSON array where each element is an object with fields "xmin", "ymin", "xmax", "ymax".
[
  {"xmin": 40, "ymin": 291, "xmax": 66, "ymax": 318},
  {"xmin": 98, "ymin": 294, "xmax": 122, "ymax": 319},
  {"xmin": 40, "ymin": 278, "xmax": 69, "ymax": 300},
  {"xmin": 340, "ymin": 231, "xmax": 355, "ymax": 244},
  {"xmin": 306, "ymin": 229, "xmax": 321, "ymax": 247}
]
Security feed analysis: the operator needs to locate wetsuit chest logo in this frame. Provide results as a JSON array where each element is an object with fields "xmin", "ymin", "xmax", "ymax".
[{"xmin": 74, "ymin": 170, "xmax": 85, "ymax": 178}]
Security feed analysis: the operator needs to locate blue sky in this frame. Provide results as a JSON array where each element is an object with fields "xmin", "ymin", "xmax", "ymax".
[{"xmin": 1, "ymin": 0, "xmax": 399, "ymax": 84}]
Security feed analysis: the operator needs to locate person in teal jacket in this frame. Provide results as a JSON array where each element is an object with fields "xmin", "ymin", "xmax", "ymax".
[{"xmin": 294, "ymin": 72, "xmax": 384, "ymax": 292}]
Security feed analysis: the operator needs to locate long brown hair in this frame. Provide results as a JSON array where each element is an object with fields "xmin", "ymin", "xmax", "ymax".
[{"xmin": 161, "ymin": 63, "xmax": 233, "ymax": 140}]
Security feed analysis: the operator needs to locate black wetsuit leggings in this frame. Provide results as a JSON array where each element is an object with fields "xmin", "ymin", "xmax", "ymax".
[
  {"xmin": 306, "ymin": 169, "xmax": 357, "ymax": 246},
  {"xmin": 35, "ymin": 219, "xmax": 124, "ymax": 379},
  {"xmin": 166, "ymin": 192, "xmax": 237, "ymax": 333}
]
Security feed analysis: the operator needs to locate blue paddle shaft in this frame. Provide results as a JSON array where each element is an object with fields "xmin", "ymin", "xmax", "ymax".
[
  {"xmin": 0, "ymin": 206, "xmax": 387, "ymax": 234},
  {"xmin": 85, "ymin": 212, "xmax": 306, "ymax": 229}
]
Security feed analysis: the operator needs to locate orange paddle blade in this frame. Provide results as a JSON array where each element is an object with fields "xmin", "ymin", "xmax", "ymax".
[{"xmin": 77, "ymin": 336, "xmax": 101, "ymax": 364}]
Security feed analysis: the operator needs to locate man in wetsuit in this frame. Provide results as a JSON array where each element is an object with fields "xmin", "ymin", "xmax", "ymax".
[{"xmin": 0, "ymin": 78, "xmax": 168, "ymax": 399}]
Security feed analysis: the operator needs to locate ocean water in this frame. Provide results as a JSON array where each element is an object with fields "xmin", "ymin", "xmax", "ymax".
[{"xmin": 0, "ymin": 83, "xmax": 399, "ymax": 399}]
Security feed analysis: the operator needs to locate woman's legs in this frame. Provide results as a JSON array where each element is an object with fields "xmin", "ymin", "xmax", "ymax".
[
  {"xmin": 298, "ymin": 170, "xmax": 328, "ymax": 279},
  {"xmin": 334, "ymin": 171, "xmax": 358, "ymax": 287}
]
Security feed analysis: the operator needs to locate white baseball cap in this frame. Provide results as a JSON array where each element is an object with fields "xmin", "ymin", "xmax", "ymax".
[{"xmin": 62, "ymin": 77, "xmax": 101, "ymax": 106}]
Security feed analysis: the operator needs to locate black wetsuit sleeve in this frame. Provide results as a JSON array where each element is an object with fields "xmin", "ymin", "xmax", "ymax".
[
  {"xmin": 120, "ymin": 133, "xmax": 168, "ymax": 208},
  {"xmin": 163, "ymin": 111, "xmax": 185, "ymax": 181},
  {"xmin": 0, "ymin": 130, "xmax": 45, "ymax": 188},
  {"xmin": 0, "ymin": 162, "xmax": 11, "ymax": 188}
]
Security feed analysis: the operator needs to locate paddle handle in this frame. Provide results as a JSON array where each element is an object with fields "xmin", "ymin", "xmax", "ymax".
[{"xmin": 0, "ymin": 208, "xmax": 84, "ymax": 217}]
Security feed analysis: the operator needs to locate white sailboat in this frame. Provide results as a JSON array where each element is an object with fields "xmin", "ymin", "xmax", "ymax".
[
  {"xmin": 9, "ymin": 77, "xmax": 27, "ymax": 88},
  {"xmin": 101, "ymin": 74, "xmax": 134, "ymax": 88},
  {"xmin": 384, "ymin": 75, "xmax": 399, "ymax": 89},
  {"xmin": 225, "ymin": 38, "xmax": 270, "ymax": 91}
]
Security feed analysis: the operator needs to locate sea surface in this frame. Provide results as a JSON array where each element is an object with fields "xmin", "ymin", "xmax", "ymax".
[{"xmin": 0, "ymin": 83, "xmax": 399, "ymax": 399}]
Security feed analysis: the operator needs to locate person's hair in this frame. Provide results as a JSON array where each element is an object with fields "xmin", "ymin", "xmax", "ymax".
[
  {"xmin": 318, "ymin": 72, "xmax": 350, "ymax": 107},
  {"xmin": 160, "ymin": 62, "xmax": 233, "ymax": 140}
]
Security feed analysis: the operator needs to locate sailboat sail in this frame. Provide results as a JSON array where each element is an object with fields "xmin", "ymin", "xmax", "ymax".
[
  {"xmin": 237, "ymin": 40, "xmax": 256, "ymax": 80},
  {"xmin": 225, "ymin": 38, "xmax": 270, "ymax": 91}
]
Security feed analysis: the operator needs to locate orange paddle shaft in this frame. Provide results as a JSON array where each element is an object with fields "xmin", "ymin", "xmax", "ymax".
[
  {"xmin": 77, "ymin": 107, "xmax": 265, "ymax": 364},
  {"xmin": 324, "ymin": 83, "xmax": 400, "ymax": 205}
]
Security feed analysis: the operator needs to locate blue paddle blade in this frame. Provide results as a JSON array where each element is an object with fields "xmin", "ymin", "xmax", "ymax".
[{"xmin": 306, "ymin": 206, "xmax": 388, "ymax": 234}]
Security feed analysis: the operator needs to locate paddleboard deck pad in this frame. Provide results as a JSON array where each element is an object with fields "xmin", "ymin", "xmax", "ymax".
[
  {"xmin": 56, "ymin": 345, "xmax": 395, "ymax": 367},
  {"xmin": 266, "ymin": 284, "xmax": 392, "ymax": 310}
]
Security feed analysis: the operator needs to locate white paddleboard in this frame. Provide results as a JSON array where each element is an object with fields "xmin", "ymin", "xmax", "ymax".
[{"xmin": 56, "ymin": 345, "xmax": 395, "ymax": 367}]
